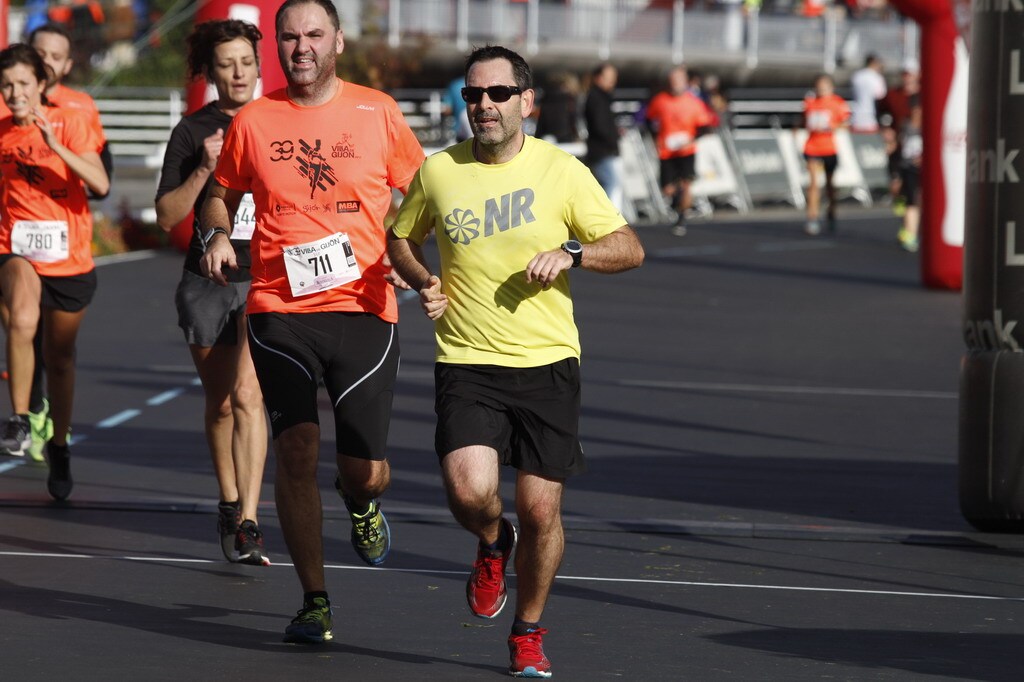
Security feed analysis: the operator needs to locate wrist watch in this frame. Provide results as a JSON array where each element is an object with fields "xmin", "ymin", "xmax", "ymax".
[
  {"xmin": 561, "ymin": 239, "xmax": 583, "ymax": 268},
  {"xmin": 203, "ymin": 227, "xmax": 230, "ymax": 246}
]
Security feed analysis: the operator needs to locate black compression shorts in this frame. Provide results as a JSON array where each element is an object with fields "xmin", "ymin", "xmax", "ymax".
[{"xmin": 246, "ymin": 311, "xmax": 399, "ymax": 458}]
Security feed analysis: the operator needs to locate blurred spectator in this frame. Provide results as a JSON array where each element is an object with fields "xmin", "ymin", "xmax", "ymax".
[
  {"xmin": 802, "ymin": 0, "xmax": 828, "ymax": 18},
  {"xmin": 878, "ymin": 67, "xmax": 919, "ymax": 211},
  {"xmin": 703, "ymin": 73, "xmax": 728, "ymax": 128},
  {"xmin": 896, "ymin": 94, "xmax": 922, "ymax": 252},
  {"xmin": 535, "ymin": 72, "xmax": 580, "ymax": 143},
  {"xmin": 583, "ymin": 62, "xmax": 623, "ymax": 210},
  {"xmin": 646, "ymin": 65, "xmax": 715, "ymax": 236},
  {"xmin": 850, "ymin": 53, "xmax": 887, "ymax": 132},
  {"xmin": 441, "ymin": 74, "xmax": 472, "ymax": 143}
]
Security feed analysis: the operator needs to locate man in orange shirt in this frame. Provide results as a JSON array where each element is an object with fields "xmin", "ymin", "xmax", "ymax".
[
  {"xmin": 802, "ymin": 74, "xmax": 850, "ymax": 235},
  {"xmin": 201, "ymin": 0, "xmax": 424, "ymax": 643},
  {"xmin": 645, "ymin": 65, "xmax": 714, "ymax": 236},
  {"xmin": 29, "ymin": 23, "xmax": 111, "ymax": 198}
]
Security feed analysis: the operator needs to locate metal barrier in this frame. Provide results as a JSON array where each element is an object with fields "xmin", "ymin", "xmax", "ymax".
[
  {"xmin": 381, "ymin": 0, "xmax": 917, "ymax": 74},
  {"xmin": 93, "ymin": 87, "xmax": 184, "ymax": 170}
]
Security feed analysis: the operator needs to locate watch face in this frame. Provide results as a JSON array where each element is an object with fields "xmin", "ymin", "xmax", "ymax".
[{"xmin": 566, "ymin": 240, "xmax": 582, "ymax": 253}]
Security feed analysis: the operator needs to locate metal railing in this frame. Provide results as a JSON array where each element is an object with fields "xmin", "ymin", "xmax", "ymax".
[{"xmin": 381, "ymin": 0, "xmax": 917, "ymax": 73}]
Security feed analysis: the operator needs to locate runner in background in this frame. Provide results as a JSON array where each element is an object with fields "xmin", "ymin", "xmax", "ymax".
[
  {"xmin": 0, "ymin": 22, "xmax": 112, "ymax": 461},
  {"xmin": 801, "ymin": 74, "xmax": 849, "ymax": 236},
  {"xmin": 0, "ymin": 44, "xmax": 109, "ymax": 502},
  {"xmin": 645, "ymin": 65, "xmax": 714, "ymax": 237},
  {"xmin": 28, "ymin": 23, "xmax": 112, "ymax": 197},
  {"xmin": 155, "ymin": 19, "xmax": 269, "ymax": 566},
  {"xmin": 200, "ymin": 0, "xmax": 424, "ymax": 643},
  {"xmin": 896, "ymin": 93, "xmax": 923, "ymax": 252}
]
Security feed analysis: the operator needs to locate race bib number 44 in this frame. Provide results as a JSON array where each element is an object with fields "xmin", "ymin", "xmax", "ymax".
[
  {"xmin": 232, "ymin": 193, "xmax": 257, "ymax": 241},
  {"xmin": 11, "ymin": 220, "xmax": 69, "ymax": 263},
  {"xmin": 282, "ymin": 232, "xmax": 360, "ymax": 298}
]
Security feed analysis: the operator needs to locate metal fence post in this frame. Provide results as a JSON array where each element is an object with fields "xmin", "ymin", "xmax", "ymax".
[
  {"xmin": 824, "ymin": 10, "xmax": 837, "ymax": 74},
  {"xmin": 457, "ymin": 0, "xmax": 470, "ymax": 52},
  {"xmin": 388, "ymin": 0, "xmax": 400, "ymax": 48},
  {"xmin": 527, "ymin": 0, "xmax": 539, "ymax": 55},
  {"xmin": 746, "ymin": 8, "xmax": 759, "ymax": 69},
  {"xmin": 672, "ymin": 0, "xmax": 685, "ymax": 65},
  {"xmin": 600, "ymin": 1, "xmax": 613, "ymax": 60}
]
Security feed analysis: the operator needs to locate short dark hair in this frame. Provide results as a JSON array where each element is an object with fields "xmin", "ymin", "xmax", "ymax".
[
  {"xmin": 28, "ymin": 22, "xmax": 72, "ymax": 47},
  {"xmin": 865, "ymin": 53, "xmax": 881, "ymax": 67},
  {"xmin": 275, "ymin": 0, "xmax": 340, "ymax": 33},
  {"xmin": 0, "ymin": 43, "xmax": 51, "ymax": 100},
  {"xmin": 186, "ymin": 19, "xmax": 263, "ymax": 81},
  {"xmin": 465, "ymin": 45, "xmax": 532, "ymax": 91},
  {"xmin": 591, "ymin": 62, "xmax": 614, "ymax": 79}
]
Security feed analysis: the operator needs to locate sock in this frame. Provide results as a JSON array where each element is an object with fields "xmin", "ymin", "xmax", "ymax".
[
  {"xmin": 482, "ymin": 521, "xmax": 509, "ymax": 551},
  {"xmin": 512, "ymin": 618, "xmax": 540, "ymax": 636},
  {"xmin": 345, "ymin": 497, "xmax": 371, "ymax": 516},
  {"xmin": 219, "ymin": 500, "xmax": 240, "ymax": 509},
  {"xmin": 29, "ymin": 325, "xmax": 44, "ymax": 413},
  {"xmin": 304, "ymin": 591, "xmax": 329, "ymax": 606}
]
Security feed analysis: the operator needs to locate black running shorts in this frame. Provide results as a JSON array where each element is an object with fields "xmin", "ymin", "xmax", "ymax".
[
  {"xmin": 804, "ymin": 153, "xmax": 839, "ymax": 176},
  {"xmin": 175, "ymin": 269, "xmax": 249, "ymax": 347},
  {"xmin": 660, "ymin": 154, "xmax": 697, "ymax": 185},
  {"xmin": 434, "ymin": 358, "xmax": 585, "ymax": 479},
  {"xmin": 0, "ymin": 254, "xmax": 96, "ymax": 312},
  {"xmin": 246, "ymin": 311, "xmax": 399, "ymax": 457}
]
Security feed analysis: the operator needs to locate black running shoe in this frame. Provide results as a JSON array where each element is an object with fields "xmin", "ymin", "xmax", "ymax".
[
  {"xmin": 0, "ymin": 414, "xmax": 31, "ymax": 456},
  {"xmin": 235, "ymin": 519, "xmax": 270, "ymax": 566},
  {"xmin": 45, "ymin": 440, "xmax": 72, "ymax": 501},
  {"xmin": 283, "ymin": 596, "xmax": 333, "ymax": 643},
  {"xmin": 217, "ymin": 501, "xmax": 240, "ymax": 561}
]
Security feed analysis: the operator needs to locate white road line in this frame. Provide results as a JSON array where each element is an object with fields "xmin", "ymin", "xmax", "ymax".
[
  {"xmin": 93, "ymin": 250, "xmax": 160, "ymax": 266},
  {"xmin": 96, "ymin": 409, "xmax": 142, "ymax": 429},
  {"xmin": 755, "ymin": 240, "xmax": 837, "ymax": 253},
  {"xmin": 0, "ymin": 550, "xmax": 1020, "ymax": 602},
  {"xmin": 146, "ymin": 388, "xmax": 185, "ymax": 406},
  {"xmin": 618, "ymin": 379, "xmax": 957, "ymax": 400},
  {"xmin": 0, "ymin": 460, "xmax": 26, "ymax": 474}
]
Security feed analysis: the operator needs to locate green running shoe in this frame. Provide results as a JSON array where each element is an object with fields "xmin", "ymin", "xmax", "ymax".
[
  {"xmin": 336, "ymin": 476, "xmax": 391, "ymax": 566},
  {"xmin": 283, "ymin": 597, "xmax": 333, "ymax": 643},
  {"xmin": 27, "ymin": 398, "xmax": 54, "ymax": 463}
]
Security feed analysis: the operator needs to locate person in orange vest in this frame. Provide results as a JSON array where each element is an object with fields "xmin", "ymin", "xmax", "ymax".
[
  {"xmin": 802, "ymin": 73, "xmax": 850, "ymax": 235},
  {"xmin": 645, "ymin": 65, "xmax": 714, "ymax": 236}
]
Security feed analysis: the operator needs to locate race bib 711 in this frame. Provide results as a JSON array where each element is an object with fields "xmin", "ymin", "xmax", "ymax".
[{"xmin": 282, "ymin": 231, "xmax": 360, "ymax": 298}]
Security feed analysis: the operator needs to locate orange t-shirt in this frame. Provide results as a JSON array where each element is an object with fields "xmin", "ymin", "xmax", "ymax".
[
  {"xmin": 48, "ymin": 84, "xmax": 106, "ymax": 151},
  {"xmin": 803, "ymin": 94, "xmax": 850, "ymax": 157},
  {"xmin": 214, "ymin": 80, "xmax": 425, "ymax": 321},
  {"xmin": 0, "ymin": 107, "xmax": 101, "ymax": 276},
  {"xmin": 0, "ymin": 84, "xmax": 106, "ymax": 152},
  {"xmin": 646, "ymin": 91, "xmax": 713, "ymax": 159}
]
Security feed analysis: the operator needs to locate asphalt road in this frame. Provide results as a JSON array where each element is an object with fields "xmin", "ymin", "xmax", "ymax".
[{"xmin": 1, "ymin": 209, "xmax": 1021, "ymax": 681}]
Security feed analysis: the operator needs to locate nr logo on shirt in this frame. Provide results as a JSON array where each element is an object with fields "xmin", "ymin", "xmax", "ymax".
[{"xmin": 443, "ymin": 188, "xmax": 536, "ymax": 246}]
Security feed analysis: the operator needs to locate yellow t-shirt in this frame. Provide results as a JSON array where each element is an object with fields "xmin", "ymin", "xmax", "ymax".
[{"xmin": 393, "ymin": 136, "xmax": 624, "ymax": 367}]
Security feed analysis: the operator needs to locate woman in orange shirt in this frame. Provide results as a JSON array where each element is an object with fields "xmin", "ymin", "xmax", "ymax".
[
  {"xmin": 0, "ymin": 44, "xmax": 109, "ymax": 499},
  {"xmin": 802, "ymin": 74, "xmax": 850, "ymax": 235}
]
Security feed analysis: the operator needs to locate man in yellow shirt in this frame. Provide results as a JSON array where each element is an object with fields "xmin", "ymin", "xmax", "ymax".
[{"xmin": 388, "ymin": 45, "xmax": 644, "ymax": 679}]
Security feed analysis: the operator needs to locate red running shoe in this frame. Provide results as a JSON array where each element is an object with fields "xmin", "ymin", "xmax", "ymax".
[
  {"xmin": 466, "ymin": 517, "xmax": 517, "ymax": 618},
  {"xmin": 508, "ymin": 627, "xmax": 552, "ymax": 678}
]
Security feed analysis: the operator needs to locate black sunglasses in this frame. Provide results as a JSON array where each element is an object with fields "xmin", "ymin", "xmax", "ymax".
[{"xmin": 461, "ymin": 85, "xmax": 523, "ymax": 104}]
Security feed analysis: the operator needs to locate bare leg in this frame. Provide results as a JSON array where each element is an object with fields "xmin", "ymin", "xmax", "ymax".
[
  {"xmin": 441, "ymin": 446, "xmax": 504, "ymax": 545},
  {"xmin": 189, "ymin": 343, "xmax": 238, "ymax": 504},
  {"xmin": 274, "ymin": 422, "xmax": 324, "ymax": 592},
  {"xmin": 336, "ymin": 454, "xmax": 390, "ymax": 508},
  {"xmin": 0, "ymin": 259, "xmax": 41, "ymax": 415},
  {"xmin": 512, "ymin": 471, "xmax": 565, "ymax": 623},
  {"xmin": 806, "ymin": 159, "xmax": 822, "ymax": 223},
  {"xmin": 41, "ymin": 307, "xmax": 86, "ymax": 445},
  {"xmin": 230, "ymin": 314, "xmax": 268, "ymax": 522}
]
